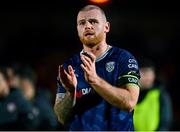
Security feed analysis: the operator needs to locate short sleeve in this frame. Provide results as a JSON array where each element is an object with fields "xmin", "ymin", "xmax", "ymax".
[
  {"xmin": 56, "ymin": 76, "xmax": 66, "ymax": 101},
  {"xmin": 117, "ymin": 50, "xmax": 140, "ymax": 87}
]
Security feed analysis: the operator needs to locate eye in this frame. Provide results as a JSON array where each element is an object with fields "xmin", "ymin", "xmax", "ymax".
[
  {"xmin": 79, "ymin": 21, "xmax": 85, "ymax": 25},
  {"xmin": 89, "ymin": 19, "xmax": 98, "ymax": 25}
]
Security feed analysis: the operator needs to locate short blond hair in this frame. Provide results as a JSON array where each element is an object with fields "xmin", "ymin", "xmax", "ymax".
[{"xmin": 79, "ymin": 5, "xmax": 107, "ymax": 21}]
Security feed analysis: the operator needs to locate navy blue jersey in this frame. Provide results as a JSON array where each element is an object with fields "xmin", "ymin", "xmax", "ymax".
[{"xmin": 56, "ymin": 46, "xmax": 140, "ymax": 131}]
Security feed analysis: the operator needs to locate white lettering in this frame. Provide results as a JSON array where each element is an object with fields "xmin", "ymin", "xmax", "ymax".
[
  {"xmin": 128, "ymin": 64, "xmax": 138, "ymax": 69},
  {"xmin": 128, "ymin": 78, "xmax": 138, "ymax": 83},
  {"xmin": 128, "ymin": 59, "xmax": 137, "ymax": 63},
  {"xmin": 82, "ymin": 88, "xmax": 91, "ymax": 95}
]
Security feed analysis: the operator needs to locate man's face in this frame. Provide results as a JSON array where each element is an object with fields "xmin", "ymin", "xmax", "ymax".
[
  {"xmin": 20, "ymin": 79, "xmax": 35, "ymax": 101},
  {"xmin": 139, "ymin": 68, "xmax": 155, "ymax": 89},
  {"xmin": 77, "ymin": 9, "xmax": 109, "ymax": 47},
  {"xmin": 7, "ymin": 68, "xmax": 20, "ymax": 88}
]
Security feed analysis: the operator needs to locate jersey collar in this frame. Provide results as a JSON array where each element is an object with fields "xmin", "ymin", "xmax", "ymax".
[{"xmin": 80, "ymin": 45, "xmax": 112, "ymax": 62}]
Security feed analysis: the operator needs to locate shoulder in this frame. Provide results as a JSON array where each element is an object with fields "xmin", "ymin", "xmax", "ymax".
[{"xmin": 110, "ymin": 46, "xmax": 137, "ymax": 62}]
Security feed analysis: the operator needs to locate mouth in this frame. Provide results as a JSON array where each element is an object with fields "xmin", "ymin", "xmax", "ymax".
[{"xmin": 84, "ymin": 32, "xmax": 95, "ymax": 37}]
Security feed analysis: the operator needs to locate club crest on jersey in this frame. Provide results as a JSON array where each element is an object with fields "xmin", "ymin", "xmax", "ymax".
[{"xmin": 105, "ymin": 61, "xmax": 115, "ymax": 72}]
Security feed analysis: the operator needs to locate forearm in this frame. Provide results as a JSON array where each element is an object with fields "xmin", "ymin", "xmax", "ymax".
[
  {"xmin": 90, "ymin": 76, "xmax": 139, "ymax": 112},
  {"xmin": 54, "ymin": 92, "xmax": 75, "ymax": 124}
]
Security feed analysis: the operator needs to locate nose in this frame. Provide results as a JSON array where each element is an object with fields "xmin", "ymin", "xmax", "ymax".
[{"xmin": 85, "ymin": 21, "xmax": 92, "ymax": 30}]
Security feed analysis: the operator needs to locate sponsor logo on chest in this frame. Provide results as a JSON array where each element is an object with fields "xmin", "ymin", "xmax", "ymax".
[{"xmin": 76, "ymin": 87, "xmax": 92, "ymax": 98}]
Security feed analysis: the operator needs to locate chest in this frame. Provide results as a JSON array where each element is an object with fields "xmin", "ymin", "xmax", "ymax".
[{"xmin": 74, "ymin": 60, "xmax": 119, "ymax": 98}]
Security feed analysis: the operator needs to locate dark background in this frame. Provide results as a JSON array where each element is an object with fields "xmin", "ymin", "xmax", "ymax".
[{"xmin": 0, "ymin": 0, "xmax": 179, "ymax": 129}]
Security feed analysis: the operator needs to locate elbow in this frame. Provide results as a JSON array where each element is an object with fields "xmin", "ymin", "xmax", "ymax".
[
  {"xmin": 54, "ymin": 105, "xmax": 63, "ymax": 124},
  {"xmin": 57, "ymin": 117, "xmax": 66, "ymax": 125},
  {"xmin": 122, "ymin": 105, "xmax": 134, "ymax": 112},
  {"xmin": 113, "ymin": 98, "xmax": 135, "ymax": 112},
  {"xmin": 120, "ymin": 101, "xmax": 136, "ymax": 112},
  {"xmin": 53, "ymin": 104, "xmax": 68, "ymax": 125},
  {"xmin": 126, "ymin": 105, "xmax": 134, "ymax": 112},
  {"xmin": 54, "ymin": 108, "xmax": 65, "ymax": 125},
  {"xmin": 126, "ymin": 101, "xmax": 136, "ymax": 112},
  {"xmin": 57, "ymin": 116, "xmax": 70, "ymax": 125}
]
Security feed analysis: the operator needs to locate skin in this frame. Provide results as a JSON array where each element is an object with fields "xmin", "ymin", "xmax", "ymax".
[
  {"xmin": 6, "ymin": 68, "xmax": 21, "ymax": 89},
  {"xmin": 54, "ymin": 7, "xmax": 140, "ymax": 125},
  {"xmin": 139, "ymin": 67, "xmax": 155, "ymax": 89},
  {"xmin": 0, "ymin": 72, "xmax": 9, "ymax": 97},
  {"xmin": 20, "ymin": 79, "xmax": 35, "ymax": 101}
]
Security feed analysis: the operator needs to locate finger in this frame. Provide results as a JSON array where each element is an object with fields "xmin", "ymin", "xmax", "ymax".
[
  {"xmin": 59, "ymin": 65, "xmax": 66, "ymax": 83},
  {"xmin": 81, "ymin": 56, "xmax": 91, "ymax": 69},
  {"xmin": 59, "ymin": 65, "xmax": 65, "ymax": 76},
  {"xmin": 81, "ymin": 55, "xmax": 92, "ymax": 66},
  {"xmin": 58, "ymin": 65, "xmax": 61, "ymax": 79},
  {"xmin": 59, "ymin": 65, "xmax": 64, "ymax": 78},
  {"xmin": 57, "ymin": 68, "xmax": 61, "ymax": 86},
  {"xmin": 58, "ymin": 71, "xmax": 65, "ymax": 86},
  {"xmin": 58, "ymin": 66, "xmax": 61, "ymax": 80},
  {"xmin": 80, "ymin": 64, "xmax": 88, "ymax": 73},
  {"xmin": 59, "ymin": 66, "xmax": 71, "ymax": 88},
  {"xmin": 68, "ymin": 65, "xmax": 75, "ymax": 76},
  {"xmin": 81, "ymin": 52, "xmax": 93, "ymax": 62},
  {"xmin": 86, "ymin": 52, "xmax": 96, "ymax": 62},
  {"xmin": 59, "ymin": 65, "xmax": 69, "ymax": 80}
]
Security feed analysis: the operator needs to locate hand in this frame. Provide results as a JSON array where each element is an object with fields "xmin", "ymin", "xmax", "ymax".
[
  {"xmin": 80, "ymin": 52, "xmax": 98, "ymax": 84},
  {"xmin": 58, "ymin": 65, "xmax": 77, "ymax": 93}
]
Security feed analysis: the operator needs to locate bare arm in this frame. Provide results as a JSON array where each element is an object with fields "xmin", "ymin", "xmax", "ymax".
[
  {"xmin": 54, "ymin": 92, "xmax": 75, "ymax": 124},
  {"xmin": 90, "ymin": 76, "xmax": 139, "ymax": 112},
  {"xmin": 81, "ymin": 53, "xmax": 139, "ymax": 112},
  {"xmin": 54, "ymin": 65, "xmax": 77, "ymax": 124}
]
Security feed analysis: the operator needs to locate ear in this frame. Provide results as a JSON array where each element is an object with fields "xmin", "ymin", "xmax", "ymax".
[{"xmin": 104, "ymin": 21, "xmax": 110, "ymax": 33}]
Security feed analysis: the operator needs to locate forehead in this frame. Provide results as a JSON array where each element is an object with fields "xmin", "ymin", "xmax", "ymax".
[{"xmin": 77, "ymin": 9, "xmax": 103, "ymax": 21}]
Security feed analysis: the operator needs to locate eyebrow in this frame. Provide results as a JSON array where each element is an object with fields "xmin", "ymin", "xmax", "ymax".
[
  {"xmin": 89, "ymin": 18, "xmax": 98, "ymax": 22},
  {"xmin": 78, "ymin": 18, "xmax": 99, "ymax": 23},
  {"xmin": 78, "ymin": 19, "xmax": 85, "ymax": 23}
]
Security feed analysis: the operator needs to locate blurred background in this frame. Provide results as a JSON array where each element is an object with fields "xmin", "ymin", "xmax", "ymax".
[{"xmin": 0, "ymin": 0, "xmax": 179, "ymax": 130}]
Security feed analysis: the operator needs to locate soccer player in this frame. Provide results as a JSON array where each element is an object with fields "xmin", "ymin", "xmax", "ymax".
[{"xmin": 54, "ymin": 5, "xmax": 140, "ymax": 131}]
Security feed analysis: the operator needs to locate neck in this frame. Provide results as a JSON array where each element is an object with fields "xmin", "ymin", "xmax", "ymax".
[{"xmin": 83, "ymin": 42, "xmax": 108, "ymax": 58}]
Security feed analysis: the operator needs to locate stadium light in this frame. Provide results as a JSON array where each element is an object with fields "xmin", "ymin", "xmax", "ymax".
[{"xmin": 89, "ymin": 0, "xmax": 111, "ymax": 5}]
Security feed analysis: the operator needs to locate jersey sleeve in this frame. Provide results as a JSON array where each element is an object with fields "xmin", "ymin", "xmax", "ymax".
[
  {"xmin": 117, "ymin": 50, "xmax": 140, "ymax": 87},
  {"xmin": 56, "ymin": 76, "xmax": 66, "ymax": 96}
]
